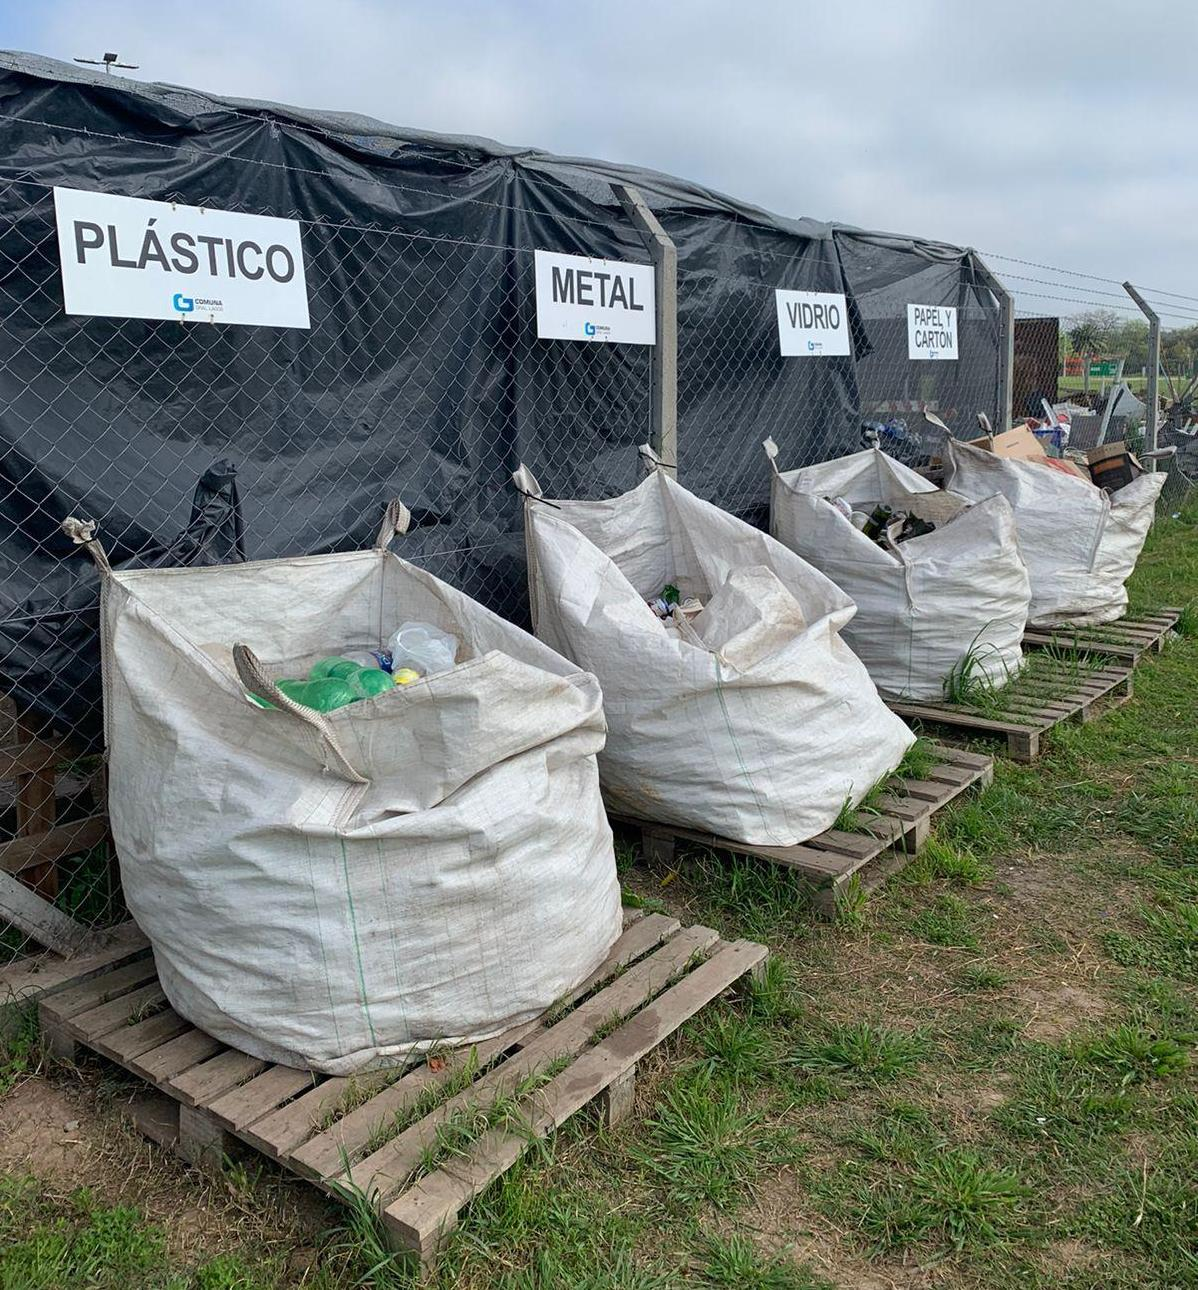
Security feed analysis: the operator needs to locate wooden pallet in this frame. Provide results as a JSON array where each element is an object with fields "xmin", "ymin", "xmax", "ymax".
[
  {"xmin": 0, "ymin": 920, "xmax": 147, "ymax": 1022},
  {"xmin": 39, "ymin": 908, "xmax": 767, "ymax": 1267},
  {"xmin": 612, "ymin": 744, "xmax": 992, "ymax": 917},
  {"xmin": 889, "ymin": 662, "xmax": 1134, "ymax": 763},
  {"xmin": 0, "ymin": 705, "xmax": 112, "ymax": 958},
  {"xmin": 1022, "ymin": 608, "xmax": 1182, "ymax": 662}
]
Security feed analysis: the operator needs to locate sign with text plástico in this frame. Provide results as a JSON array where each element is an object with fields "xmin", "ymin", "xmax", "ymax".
[
  {"xmin": 534, "ymin": 249, "xmax": 655, "ymax": 345},
  {"xmin": 774, "ymin": 289, "xmax": 852, "ymax": 357},
  {"xmin": 53, "ymin": 187, "xmax": 311, "ymax": 328},
  {"xmin": 906, "ymin": 303, "xmax": 958, "ymax": 360}
]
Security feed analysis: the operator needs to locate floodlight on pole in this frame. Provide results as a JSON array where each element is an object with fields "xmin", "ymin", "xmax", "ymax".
[{"xmin": 73, "ymin": 52, "xmax": 139, "ymax": 74}]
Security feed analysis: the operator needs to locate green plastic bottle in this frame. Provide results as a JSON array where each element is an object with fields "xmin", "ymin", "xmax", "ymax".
[
  {"xmin": 348, "ymin": 667, "xmax": 394, "ymax": 699},
  {"xmin": 277, "ymin": 677, "xmax": 358, "ymax": 712},
  {"xmin": 309, "ymin": 657, "xmax": 360, "ymax": 681}
]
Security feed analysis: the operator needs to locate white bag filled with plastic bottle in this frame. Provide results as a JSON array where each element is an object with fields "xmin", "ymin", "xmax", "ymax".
[
  {"xmin": 514, "ymin": 450, "xmax": 914, "ymax": 848},
  {"xmin": 765, "ymin": 443, "xmax": 1031, "ymax": 700},
  {"xmin": 67, "ymin": 504, "xmax": 622, "ymax": 1075},
  {"xmin": 943, "ymin": 437, "xmax": 1165, "ymax": 626}
]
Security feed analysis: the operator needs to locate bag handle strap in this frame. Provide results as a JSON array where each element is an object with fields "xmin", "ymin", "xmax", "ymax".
[
  {"xmin": 233, "ymin": 644, "xmax": 369, "ymax": 785},
  {"xmin": 668, "ymin": 608, "xmax": 716, "ymax": 654},
  {"xmin": 374, "ymin": 499, "xmax": 411, "ymax": 551},
  {"xmin": 637, "ymin": 443, "xmax": 670, "ymax": 477},
  {"xmin": 762, "ymin": 437, "xmax": 782, "ymax": 477},
  {"xmin": 511, "ymin": 463, "xmax": 544, "ymax": 502},
  {"xmin": 61, "ymin": 516, "xmax": 114, "ymax": 576}
]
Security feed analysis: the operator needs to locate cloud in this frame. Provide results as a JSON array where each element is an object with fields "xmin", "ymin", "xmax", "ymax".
[{"xmin": 22, "ymin": 0, "xmax": 1198, "ymax": 319}]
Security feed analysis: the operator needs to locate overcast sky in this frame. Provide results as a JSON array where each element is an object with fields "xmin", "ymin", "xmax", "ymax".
[{"xmin": 10, "ymin": 0, "xmax": 1198, "ymax": 327}]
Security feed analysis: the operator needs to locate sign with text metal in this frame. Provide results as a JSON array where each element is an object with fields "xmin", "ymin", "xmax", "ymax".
[
  {"xmin": 534, "ymin": 249, "xmax": 655, "ymax": 345},
  {"xmin": 775, "ymin": 289, "xmax": 851, "ymax": 357},
  {"xmin": 53, "ymin": 187, "xmax": 310, "ymax": 328},
  {"xmin": 907, "ymin": 303, "xmax": 958, "ymax": 360}
]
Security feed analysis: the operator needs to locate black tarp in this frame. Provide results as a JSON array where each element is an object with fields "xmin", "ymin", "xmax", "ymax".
[{"xmin": 0, "ymin": 51, "xmax": 1000, "ymax": 744}]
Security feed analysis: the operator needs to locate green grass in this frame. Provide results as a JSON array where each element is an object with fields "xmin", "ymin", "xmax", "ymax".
[
  {"xmin": 790, "ymin": 1020, "xmax": 930, "ymax": 1083},
  {"xmin": 0, "ymin": 1004, "xmax": 43, "ymax": 1097},
  {"xmin": 631, "ymin": 1069, "xmax": 799, "ymax": 1208},
  {"xmin": 697, "ymin": 1231, "xmax": 833, "ymax": 1288},
  {"xmin": 0, "ymin": 1179, "xmax": 285, "ymax": 1289}
]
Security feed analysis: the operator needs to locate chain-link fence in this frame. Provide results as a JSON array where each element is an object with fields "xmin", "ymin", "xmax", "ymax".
[
  {"xmin": 0, "ymin": 102, "xmax": 1190, "ymax": 971},
  {"xmin": 0, "ymin": 161, "xmax": 661, "ymax": 964}
]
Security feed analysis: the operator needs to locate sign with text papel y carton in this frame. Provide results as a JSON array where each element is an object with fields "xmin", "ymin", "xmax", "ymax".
[
  {"xmin": 53, "ymin": 187, "xmax": 310, "ymax": 328},
  {"xmin": 907, "ymin": 303, "xmax": 958, "ymax": 361},
  {"xmin": 534, "ymin": 249, "xmax": 655, "ymax": 345},
  {"xmin": 775, "ymin": 289, "xmax": 852, "ymax": 357}
]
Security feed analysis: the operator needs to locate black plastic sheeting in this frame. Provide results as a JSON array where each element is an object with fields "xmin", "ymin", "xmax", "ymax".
[{"xmin": 0, "ymin": 51, "xmax": 1000, "ymax": 745}]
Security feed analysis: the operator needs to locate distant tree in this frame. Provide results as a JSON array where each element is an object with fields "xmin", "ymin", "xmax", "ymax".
[{"xmin": 1067, "ymin": 307, "xmax": 1121, "ymax": 357}]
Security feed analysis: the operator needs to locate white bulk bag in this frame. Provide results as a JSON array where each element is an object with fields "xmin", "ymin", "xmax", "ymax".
[
  {"xmin": 943, "ymin": 437, "xmax": 1165, "ymax": 626},
  {"xmin": 765, "ymin": 443, "xmax": 1031, "ymax": 700},
  {"xmin": 514, "ymin": 453, "xmax": 914, "ymax": 847},
  {"xmin": 67, "ymin": 505, "xmax": 622, "ymax": 1075}
]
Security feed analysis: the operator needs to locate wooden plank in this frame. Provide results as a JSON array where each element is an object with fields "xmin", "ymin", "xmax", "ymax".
[
  {"xmin": 930, "ymin": 745, "xmax": 994, "ymax": 771},
  {"xmin": 805, "ymin": 829, "xmax": 882, "ymax": 860},
  {"xmin": 178, "ymin": 1103, "xmax": 236, "ymax": 1172},
  {"xmin": 869, "ymin": 796, "xmax": 927, "ymax": 823},
  {"xmin": 0, "ymin": 922, "xmax": 148, "ymax": 1012},
  {"xmin": 131, "ymin": 1028, "xmax": 225, "ymax": 1084},
  {"xmin": 928, "ymin": 759, "xmax": 983, "ymax": 785},
  {"xmin": 336, "ymin": 924, "xmax": 721, "ymax": 1200},
  {"xmin": 380, "ymin": 938, "xmax": 768, "ymax": 1262},
  {"xmin": 892, "ymin": 778, "xmax": 954, "ymax": 803},
  {"xmin": 0, "ymin": 870, "xmax": 96, "ymax": 957},
  {"xmin": 240, "ymin": 1069, "xmax": 380, "ymax": 1160},
  {"xmin": 890, "ymin": 702, "xmax": 1043, "ymax": 735},
  {"xmin": 0, "ymin": 737, "xmax": 72, "ymax": 780},
  {"xmin": 41, "ymin": 957, "xmax": 158, "ymax": 1021},
  {"xmin": 95, "ymin": 1008, "xmax": 191, "ymax": 1062},
  {"xmin": 14, "ymin": 715, "xmax": 59, "ymax": 898},
  {"xmin": 290, "ymin": 1026, "xmax": 542, "ymax": 1181},
  {"xmin": 921, "ymin": 763, "xmax": 976, "ymax": 789},
  {"xmin": 64, "ymin": 982, "xmax": 166, "ymax": 1041},
  {"xmin": 0, "ymin": 816, "xmax": 110, "ymax": 877},
  {"xmin": 250, "ymin": 912, "xmax": 685, "ymax": 1162},
  {"xmin": 122, "ymin": 1089, "xmax": 180, "ymax": 1151},
  {"xmin": 169, "ymin": 1049, "xmax": 270, "ymax": 1107},
  {"xmin": 207, "ymin": 1065, "xmax": 317, "ymax": 1131},
  {"xmin": 612, "ymin": 811, "xmax": 857, "ymax": 880}
]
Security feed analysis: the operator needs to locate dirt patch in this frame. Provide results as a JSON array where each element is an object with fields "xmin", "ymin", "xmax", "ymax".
[
  {"xmin": 931, "ymin": 1076, "xmax": 1014, "ymax": 1139},
  {"xmin": 1012, "ymin": 979, "xmax": 1110, "ymax": 1042},
  {"xmin": 1040, "ymin": 1237, "xmax": 1105, "ymax": 1276},
  {"xmin": 744, "ymin": 1168, "xmax": 950, "ymax": 1289},
  {"xmin": 0, "ymin": 1079, "xmax": 96, "ymax": 1181},
  {"xmin": 0, "ymin": 1069, "xmax": 331, "ymax": 1268}
]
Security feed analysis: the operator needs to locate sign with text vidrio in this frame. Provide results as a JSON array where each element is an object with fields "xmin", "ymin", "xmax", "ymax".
[
  {"xmin": 534, "ymin": 249, "xmax": 655, "ymax": 345},
  {"xmin": 53, "ymin": 187, "xmax": 311, "ymax": 328},
  {"xmin": 774, "ymin": 289, "xmax": 852, "ymax": 357},
  {"xmin": 907, "ymin": 303, "xmax": 958, "ymax": 360}
]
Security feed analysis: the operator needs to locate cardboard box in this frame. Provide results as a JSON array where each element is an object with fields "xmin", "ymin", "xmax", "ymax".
[
  {"xmin": 1086, "ymin": 441, "xmax": 1143, "ymax": 492},
  {"xmin": 989, "ymin": 425, "xmax": 1049, "ymax": 461}
]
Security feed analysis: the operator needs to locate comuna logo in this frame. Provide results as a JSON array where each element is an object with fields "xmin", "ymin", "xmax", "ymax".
[
  {"xmin": 172, "ymin": 292, "xmax": 195, "ymax": 314},
  {"xmin": 584, "ymin": 322, "xmax": 597, "ymax": 337}
]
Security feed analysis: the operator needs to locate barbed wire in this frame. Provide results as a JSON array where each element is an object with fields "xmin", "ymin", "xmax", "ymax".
[{"xmin": 981, "ymin": 249, "xmax": 1198, "ymax": 308}]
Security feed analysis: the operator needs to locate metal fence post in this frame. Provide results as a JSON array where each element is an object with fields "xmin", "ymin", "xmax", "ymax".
[
  {"xmin": 614, "ymin": 184, "xmax": 677, "ymax": 475},
  {"xmin": 1123, "ymin": 282, "xmax": 1160, "ymax": 467},
  {"xmin": 973, "ymin": 253, "xmax": 1014, "ymax": 430}
]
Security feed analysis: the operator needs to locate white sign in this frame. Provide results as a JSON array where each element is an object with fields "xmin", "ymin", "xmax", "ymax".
[
  {"xmin": 775, "ymin": 289, "xmax": 851, "ymax": 357},
  {"xmin": 907, "ymin": 303, "xmax": 958, "ymax": 361},
  {"xmin": 534, "ymin": 249, "xmax": 655, "ymax": 345},
  {"xmin": 53, "ymin": 187, "xmax": 310, "ymax": 329}
]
